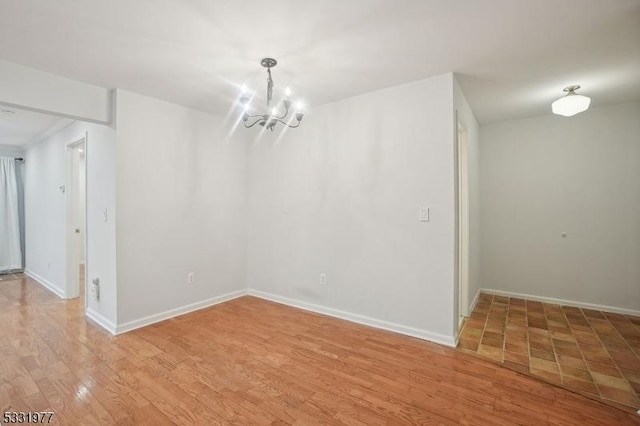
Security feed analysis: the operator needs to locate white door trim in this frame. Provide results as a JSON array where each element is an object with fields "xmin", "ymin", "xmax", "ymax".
[
  {"xmin": 457, "ymin": 121, "xmax": 470, "ymax": 319},
  {"xmin": 65, "ymin": 136, "xmax": 87, "ymax": 301}
]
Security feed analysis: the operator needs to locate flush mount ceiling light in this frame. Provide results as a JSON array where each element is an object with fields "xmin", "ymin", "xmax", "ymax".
[
  {"xmin": 239, "ymin": 58, "xmax": 304, "ymax": 132},
  {"xmin": 551, "ymin": 85, "xmax": 591, "ymax": 117}
]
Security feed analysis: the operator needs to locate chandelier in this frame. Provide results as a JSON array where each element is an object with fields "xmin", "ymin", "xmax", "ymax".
[{"xmin": 239, "ymin": 58, "xmax": 304, "ymax": 131}]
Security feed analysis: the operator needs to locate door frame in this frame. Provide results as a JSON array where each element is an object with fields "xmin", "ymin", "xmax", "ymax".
[
  {"xmin": 65, "ymin": 136, "xmax": 87, "ymax": 302},
  {"xmin": 456, "ymin": 121, "xmax": 470, "ymax": 320}
]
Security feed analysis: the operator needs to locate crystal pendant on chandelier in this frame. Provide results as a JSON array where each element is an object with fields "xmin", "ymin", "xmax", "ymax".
[{"xmin": 239, "ymin": 58, "xmax": 304, "ymax": 131}]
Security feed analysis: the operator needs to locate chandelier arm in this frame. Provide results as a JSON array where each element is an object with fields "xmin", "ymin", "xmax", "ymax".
[
  {"xmin": 244, "ymin": 117, "xmax": 264, "ymax": 128},
  {"xmin": 274, "ymin": 109, "xmax": 289, "ymax": 120},
  {"xmin": 272, "ymin": 118, "xmax": 301, "ymax": 128},
  {"xmin": 269, "ymin": 102, "xmax": 290, "ymax": 120}
]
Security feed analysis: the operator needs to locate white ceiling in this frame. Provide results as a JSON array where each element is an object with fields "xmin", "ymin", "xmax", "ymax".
[
  {"xmin": 0, "ymin": 108, "xmax": 68, "ymax": 147},
  {"xmin": 0, "ymin": 0, "xmax": 638, "ymax": 123}
]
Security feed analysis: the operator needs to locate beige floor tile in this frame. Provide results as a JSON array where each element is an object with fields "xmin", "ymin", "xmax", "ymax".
[
  {"xmin": 591, "ymin": 372, "xmax": 634, "ymax": 390},
  {"xmin": 530, "ymin": 357, "xmax": 559, "ymax": 373},
  {"xmin": 562, "ymin": 376, "xmax": 599, "ymax": 395},
  {"xmin": 598, "ymin": 385, "xmax": 640, "ymax": 406}
]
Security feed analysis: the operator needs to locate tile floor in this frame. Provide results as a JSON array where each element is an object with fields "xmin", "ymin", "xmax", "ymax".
[{"xmin": 458, "ymin": 293, "xmax": 640, "ymax": 411}]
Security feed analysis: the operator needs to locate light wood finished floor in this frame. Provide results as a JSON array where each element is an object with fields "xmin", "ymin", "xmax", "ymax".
[{"xmin": 1, "ymin": 276, "xmax": 639, "ymax": 425}]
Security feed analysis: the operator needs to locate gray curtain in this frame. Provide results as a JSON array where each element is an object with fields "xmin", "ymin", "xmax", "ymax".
[
  {"xmin": 0, "ymin": 157, "xmax": 23, "ymax": 272},
  {"xmin": 16, "ymin": 160, "xmax": 25, "ymax": 269}
]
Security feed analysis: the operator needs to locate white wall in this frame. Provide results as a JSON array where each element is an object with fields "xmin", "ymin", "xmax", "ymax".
[
  {"xmin": 24, "ymin": 120, "xmax": 118, "ymax": 324},
  {"xmin": 0, "ymin": 145, "xmax": 25, "ymax": 157},
  {"xmin": 85, "ymin": 124, "xmax": 117, "ymax": 325},
  {"xmin": 114, "ymin": 90, "xmax": 248, "ymax": 328},
  {"xmin": 0, "ymin": 60, "xmax": 112, "ymax": 124},
  {"xmin": 246, "ymin": 73, "xmax": 458, "ymax": 344},
  {"xmin": 480, "ymin": 102, "xmax": 640, "ymax": 311},
  {"xmin": 453, "ymin": 76, "xmax": 481, "ymax": 313},
  {"xmin": 24, "ymin": 131, "xmax": 66, "ymax": 291}
]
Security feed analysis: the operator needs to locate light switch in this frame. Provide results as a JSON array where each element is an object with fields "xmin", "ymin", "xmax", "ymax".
[
  {"xmin": 419, "ymin": 207, "xmax": 430, "ymax": 222},
  {"xmin": 103, "ymin": 208, "xmax": 108, "ymax": 222}
]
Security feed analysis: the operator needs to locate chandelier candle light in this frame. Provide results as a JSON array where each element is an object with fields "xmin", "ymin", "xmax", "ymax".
[{"xmin": 240, "ymin": 58, "xmax": 304, "ymax": 131}]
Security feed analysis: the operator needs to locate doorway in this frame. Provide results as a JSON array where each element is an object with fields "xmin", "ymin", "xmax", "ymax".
[
  {"xmin": 457, "ymin": 122, "xmax": 470, "ymax": 326},
  {"xmin": 65, "ymin": 137, "xmax": 87, "ymax": 303}
]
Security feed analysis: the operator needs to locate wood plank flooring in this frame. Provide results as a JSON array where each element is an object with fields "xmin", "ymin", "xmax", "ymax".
[{"xmin": 1, "ymin": 276, "xmax": 639, "ymax": 425}]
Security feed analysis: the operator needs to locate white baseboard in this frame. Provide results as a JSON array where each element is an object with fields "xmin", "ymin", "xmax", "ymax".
[
  {"xmin": 24, "ymin": 269, "xmax": 65, "ymax": 299},
  {"xmin": 115, "ymin": 289, "xmax": 247, "ymax": 335},
  {"xmin": 481, "ymin": 289, "xmax": 640, "ymax": 317},
  {"xmin": 86, "ymin": 308, "xmax": 117, "ymax": 334},
  {"xmin": 248, "ymin": 289, "xmax": 457, "ymax": 347},
  {"xmin": 469, "ymin": 289, "xmax": 481, "ymax": 314}
]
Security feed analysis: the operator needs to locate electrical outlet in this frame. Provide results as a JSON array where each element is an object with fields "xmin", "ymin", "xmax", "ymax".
[
  {"xmin": 91, "ymin": 278, "xmax": 100, "ymax": 301},
  {"xmin": 419, "ymin": 207, "xmax": 430, "ymax": 222},
  {"xmin": 320, "ymin": 273, "xmax": 327, "ymax": 286},
  {"xmin": 187, "ymin": 272, "xmax": 195, "ymax": 284}
]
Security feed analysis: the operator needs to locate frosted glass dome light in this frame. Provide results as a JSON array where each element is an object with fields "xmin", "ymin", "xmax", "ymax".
[{"xmin": 552, "ymin": 85, "xmax": 591, "ymax": 117}]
